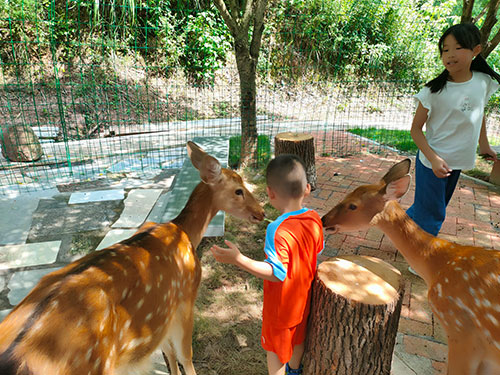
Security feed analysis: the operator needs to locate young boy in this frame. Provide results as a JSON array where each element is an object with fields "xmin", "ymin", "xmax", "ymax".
[{"xmin": 210, "ymin": 154, "xmax": 324, "ymax": 375}]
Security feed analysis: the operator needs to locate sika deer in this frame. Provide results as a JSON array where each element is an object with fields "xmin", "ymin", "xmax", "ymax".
[
  {"xmin": 321, "ymin": 158, "xmax": 500, "ymax": 375},
  {"xmin": 0, "ymin": 141, "xmax": 264, "ymax": 375}
]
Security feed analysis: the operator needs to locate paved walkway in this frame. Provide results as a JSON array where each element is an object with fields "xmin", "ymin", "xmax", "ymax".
[
  {"xmin": 304, "ymin": 153, "xmax": 500, "ymax": 375},
  {"xmin": 1, "ymin": 147, "xmax": 500, "ymax": 374}
]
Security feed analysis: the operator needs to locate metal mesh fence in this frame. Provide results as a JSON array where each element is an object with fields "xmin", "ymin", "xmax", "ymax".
[{"xmin": 1, "ymin": 0, "xmax": 499, "ymax": 194}]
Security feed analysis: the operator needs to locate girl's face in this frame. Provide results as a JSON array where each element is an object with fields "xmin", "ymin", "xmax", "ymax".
[{"xmin": 441, "ymin": 34, "xmax": 481, "ymax": 79}]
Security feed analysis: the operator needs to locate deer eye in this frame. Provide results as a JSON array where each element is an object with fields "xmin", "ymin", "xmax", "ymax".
[
  {"xmin": 348, "ymin": 204, "xmax": 357, "ymax": 210},
  {"xmin": 235, "ymin": 189, "xmax": 244, "ymax": 196}
]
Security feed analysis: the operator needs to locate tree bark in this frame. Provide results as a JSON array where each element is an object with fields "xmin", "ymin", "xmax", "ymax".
[
  {"xmin": 303, "ymin": 255, "xmax": 404, "ymax": 375},
  {"xmin": 274, "ymin": 132, "xmax": 317, "ymax": 190},
  {"xmin": 213, "ymin": 0, "xmax": 268, "ymax": 168},
  {"xmin": 462, "ymin": 0, "xmax": 475, "ymax": 23}
]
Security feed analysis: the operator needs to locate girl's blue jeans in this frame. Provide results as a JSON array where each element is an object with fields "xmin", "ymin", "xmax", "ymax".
[{"xmin": 406, "ymin": 154, "xmax": 461, "ymax": 236}]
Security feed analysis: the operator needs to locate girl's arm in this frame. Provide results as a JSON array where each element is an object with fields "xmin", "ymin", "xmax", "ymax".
[
  {"xmin": 410, "ymin": 102, "xmax": 452, "ymax": 178},
  {"xmin": 210, "ymin": 240, "xmax": 280, "ymax": 282},
  {"xmin": 478, "ymin": 117, "xmax": 499, "ymax": 161}
]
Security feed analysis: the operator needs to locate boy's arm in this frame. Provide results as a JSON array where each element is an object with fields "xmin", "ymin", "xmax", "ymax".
[
  {"xmin": 478, "ymin": 117, "xmax": 499, "ymax": 161},
  {"xmin": 210, "ymin": 240, "xmax": 280, "ymax": 282},
  {"xmin": 410, "ymin": 102, "xmax": 452, "ymax": 178}
]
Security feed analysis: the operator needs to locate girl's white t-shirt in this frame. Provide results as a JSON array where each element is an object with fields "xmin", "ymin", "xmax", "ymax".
[{"xmin": 415, "ymin": 71, "xmax": 499, "ymax": 170}]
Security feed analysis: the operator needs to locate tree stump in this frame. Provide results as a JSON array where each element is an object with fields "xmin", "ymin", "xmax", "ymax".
[
  {"xmin": 1, "ymin": 125, "xmax": 43, "ymax": 162},
  {"xmin": 303, "ymin": 255, "xmax": 404, "ymax": 375},
  {"xmin": 274, "ymin": 132, "xmax": 317, "ymax": 190}
]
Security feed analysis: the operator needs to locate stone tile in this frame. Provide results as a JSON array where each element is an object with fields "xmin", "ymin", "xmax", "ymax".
[
  {"xmin": 0, "ymin": 189, "xmax": 58, "ymax": 245},
  {"xmin": 147, "ymin": 191, "xmax": 171, "ymax": 223},
  {"xmin": 392, "ymin": 334, "xmax": 434, "ymax": 374},
  {"xmin": 0, "ymin": 241, "xmax": 61, "ymax": 270},
  {"xmin": 68, "ymin": 189, "xmax": 125, "ymax": 204},
  {"xmin": 112, "ymin": 189, "xmax": 163, "ymax": 228},
  {"xmin": 28, "ymin": 199, "xmax": 122, "ymax": 240},
  {"xmin": 0, "ymin": 309, "xmax": 11, "ymax": 323},
  {"xmin": 96, "ymin": 229, "xmax": 137, "ymax": 250},
  {"xmin": 8, "ymin": 267, "xmax": 61, "ymax": 305}
]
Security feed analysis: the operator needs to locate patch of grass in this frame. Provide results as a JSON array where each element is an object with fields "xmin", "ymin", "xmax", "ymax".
[
  {"xmin": 194, "ymin": 168, "xmax": 276, "ymax": 375},
  {"xmin": 229, "ymin": 135, "xmax": 271, "ymax": 168},
  {"xmin": 347, "ymin": 127, "xmax": 418, "ymax": 153}
]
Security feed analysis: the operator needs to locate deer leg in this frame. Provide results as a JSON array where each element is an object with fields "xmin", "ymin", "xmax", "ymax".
[
  {"xmin": 167, "ymin": 302, "xmax": 196, "ymax": 375},
  {"xmin": 161, "ymin": 343, "xmax": 180, "ymax": 375},
  {"xmin": 447, "ymin": 334, "xmax": 481, "ymax": 375}
]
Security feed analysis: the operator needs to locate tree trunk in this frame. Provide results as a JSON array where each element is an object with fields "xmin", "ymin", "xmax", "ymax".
[
  {"xmin": 235, "ymin": 43, "xmax": 258, "ymax": 168},
  {"xmin": 274, "ymin": 132, "xmax": 317, "ymax": 190},
  {"xmin": 303, "ymin": 255, "xmax": 404, "ymax": 375}
]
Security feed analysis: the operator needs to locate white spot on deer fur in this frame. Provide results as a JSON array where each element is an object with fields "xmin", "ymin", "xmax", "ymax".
[
  {"xmin": 122, "ymin": 288, "xmax": 128, "ymax": 300},
  {"xmin": 145, "ymin": 284, "xmax": 152, "ymax": 293},
  {"xmin": 455, "ymin": 319, "xmax": 463, "ymax": 327},
  {"xmin": 454, "ymin": 267, "xmax": 462, "ymax": 271},
  {"xmin": 94, "ymin": 358, "xmax": 101, "ymax": 371},
  {"xmin": 444, "ymin": 277, "xmax": 449, "ymax": 283},
  {"xmin": 482, "ymin": 299, "xmax": 492, "ymax": 308},
  {"xmin": 163, "ymin": 294, "xmax": 168, "ymax": 302},
  {"xmin": 435, "ymin": 284, "xmax": 442, "ymax": 298},
  {"xmin": 156, "ymin": 255, "xmax": 160, "ymax": 261},
  {"xmin": 123, "ymin": 268, "xmax": 128, "ymax": 277},
  {"xmin": 136, "ymin": 280, "xmax": 140, "ymax": 288},
  {"xmin": 494, "ymin": 341, "xmax": 500, "ymax": 350},
  {"xmin": 493, "ymin": 304, "xmax": 500, "ymax": 312},
  {"xmin": 486, "ymin": 314, "xmax": 499, "ymax": 326},
  {"xmin": 463, "ymin": 273, "xmax": 469, "ymax": 281},
  {"xmin": 451, "ymin": 261, "xmax": 456, "ymax": 266},
  {"xmin": 145, "ymin": 313, "xmax": 153, "ymax": 322},
  {"xmin": 85, "ymin": 348, "xmax": 93, "ymax": 361},
  {"xmin": 108, "ymin": 275, "xmax": 113, "ymax": 282},
  {"xmin": 105, "ymin": 359, "xmax": 111, "ymax": 372},
  {"xmin": 137, "ymin": 298, "xmax": 144, "ymax": 309}
]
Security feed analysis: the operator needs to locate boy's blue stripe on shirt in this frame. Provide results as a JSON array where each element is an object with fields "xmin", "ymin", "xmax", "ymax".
[{"xmin": 264, "ymin": 207, "xmax": 309, "ymax": 282}]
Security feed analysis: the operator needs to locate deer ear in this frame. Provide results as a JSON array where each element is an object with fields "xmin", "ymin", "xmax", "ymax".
[
  {"xmin": 381, "ymin": 158, "xmax": 411, "ymax": 185},
  {"xmin": 382, "ymin": 175, "xmax": 411, "ymax": 201},
  {"xmin": 187, "ymin": 141, "xmax": 222, "ymax": 184}
]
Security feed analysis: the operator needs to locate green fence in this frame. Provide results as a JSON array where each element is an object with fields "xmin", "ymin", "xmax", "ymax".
[{"xmin": 1, "ymin": 0, "xmax": 499, "ymax": 194}]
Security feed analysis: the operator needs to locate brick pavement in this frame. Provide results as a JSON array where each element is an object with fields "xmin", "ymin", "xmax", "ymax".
[{"xmin": 304, "ymin": 152, "xmax": 500, "ymax": 374}]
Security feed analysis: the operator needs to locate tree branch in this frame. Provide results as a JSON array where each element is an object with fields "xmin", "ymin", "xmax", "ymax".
[
  {"xmin": 479, "ymin": 0, "xmax": 500, "ymax": 51},
  {"xmin": 250, "ymin": 0, "xmax": 268, "ymax": 59},
  {"xmin": 213, "ymin": 0, "xmax": 238, "ymax": 34},
  {"xmin": 240, "ymin": 0, "xmax": 255, "ymax": 31},
  {"xmin": 461, "ymin": 0, "xmax": 475, "ymax": 23},
  {"xmin": 483, "ymin": 28, "xmax": 500, "ymax": 58},
  {"xmin": 472, "ymin": 3, "xmax": 488, "ymax": 23}
]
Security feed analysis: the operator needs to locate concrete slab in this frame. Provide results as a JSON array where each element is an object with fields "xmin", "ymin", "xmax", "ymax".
[
  {"xmin": 160, "ymin": 137, "xmax": 228, "ymax": 236},
  {"xmin": 8, "ymin": 266, "xmax": 61, "ymax": 305},
  {"xmin": 0, "ymin": 276, "xmax": 4, "ymax": 291},
  {"xmin": 0, "ymin": 189, "xmax": 59, "ymax": 245},
  {"xmin": 0, "ymin": 309, "xmax": 11, "ymax": 323},
  {"xmin": 0, "ymin": 241, "xmax": 61, "ymax": 270},
  {"xmin": 28, "ymin": 199, "xmax": 122, "ymax": 240},
  {"xmin": 112, "ymin": 189, "xmax": 163, "ymax": 228},
  {"xmin": 96, "ymin": 229, "xmax": 137, "ymax": 250},
  {"xmin": 68, "ymin": 189, "xmax": 125, "ymax": 204},
  {"xmin": 147, "ymin": 191, "xmax": 171, "ymax": 223}
]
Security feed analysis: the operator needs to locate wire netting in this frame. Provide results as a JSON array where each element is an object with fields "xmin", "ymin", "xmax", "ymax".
[{"xmin": 1, "ymin": 0, "xmax": 499, "ymax": 194}]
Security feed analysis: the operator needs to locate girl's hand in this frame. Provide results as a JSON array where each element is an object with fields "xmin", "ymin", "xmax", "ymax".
[
  {"xmin": 431, "ymin": 156, "xmax": 452, "ymax": 178},
  {"xmin": 210, "ymin": 240, "xmax": 241, "ymax": 265},
  {"xmin": 479, "ymin": 147, "xmax": 499, "ymax": 162}
]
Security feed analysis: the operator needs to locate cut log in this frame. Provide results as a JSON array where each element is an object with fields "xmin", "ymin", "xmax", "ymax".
[
  {"xmin": 274, "ymin": 132, "xmax": 317, "ymax": 190},
  {"xmin": 303, "ymin": 255, "xmax": 404, "ymax": 375},
  {"xmin": 1, "ymin": 125, "xmax": 43, "ymax": 162}
]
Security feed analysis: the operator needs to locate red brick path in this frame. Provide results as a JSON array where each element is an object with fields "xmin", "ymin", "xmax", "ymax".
[{"xmin": 304, "ymin": 152, "xmax": 500, "ymax": 374}]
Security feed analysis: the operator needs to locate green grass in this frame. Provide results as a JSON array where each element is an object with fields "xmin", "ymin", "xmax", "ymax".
[
  {"xmin": 347, "ymin": 127, "xmax": 418, "ymax": 153},
  {"xmin": 229, "ymin": 135, "xmax": 271, "ymax": 168}
]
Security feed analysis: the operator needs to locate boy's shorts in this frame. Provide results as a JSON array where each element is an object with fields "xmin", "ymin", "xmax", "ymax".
[{"xmin": 261, "ymin": 314, "xmax": 308, "ymax": 364}]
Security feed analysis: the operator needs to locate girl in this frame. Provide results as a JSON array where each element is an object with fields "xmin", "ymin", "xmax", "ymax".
[{"xmin": 407, "ymin": 23, "xmax": 500, "ymax": 237}]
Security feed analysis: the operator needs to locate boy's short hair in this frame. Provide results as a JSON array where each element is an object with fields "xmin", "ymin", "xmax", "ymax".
[{"xmin": 266, "ymin": 154, "xmax": 307, "ymax": 199}]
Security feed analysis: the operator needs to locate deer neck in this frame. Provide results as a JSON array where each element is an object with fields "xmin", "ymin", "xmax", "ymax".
[
  {"xmin": 171, "ymin": 182, "xmax": 218, "ymax": 249},
  {"xmin": 371, "ymin": 200, "xmax": 452, "ymax": 285}
]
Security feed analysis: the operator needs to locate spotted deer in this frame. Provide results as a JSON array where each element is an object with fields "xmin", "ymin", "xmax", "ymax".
[
  {"xmin": 0, "ymin": 141, "xmax": 264, "ymax": 375},
  {"xmin": 321, "ymin": 158, "xmax": 500, "ymax": 375}
]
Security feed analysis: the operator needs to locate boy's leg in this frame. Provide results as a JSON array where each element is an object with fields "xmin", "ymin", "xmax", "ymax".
[
  {"xmin": 267, "ymin": 350, "xmax": 286, "ymax": 375},
  {"xmin": 287, "ymin": 342, "xmax": 305, "ymax": 370}
]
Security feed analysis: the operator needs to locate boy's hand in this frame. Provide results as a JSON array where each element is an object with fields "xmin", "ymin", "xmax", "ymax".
[
  {"xmin": 479, "ymin": 149, "xmax": 499, "ymax": 162},
  {"xmin": 430, "ymin": 156, "xmax": 452, "ymax": 178},
  {"xmin": 210, "ymin": 240, "xmax": 241, "ymax": 265}
]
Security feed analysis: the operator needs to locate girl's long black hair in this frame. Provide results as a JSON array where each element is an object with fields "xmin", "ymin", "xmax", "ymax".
[{"xmin": 426, "ymin": 23, "xmax": 500, "ymax": 93}]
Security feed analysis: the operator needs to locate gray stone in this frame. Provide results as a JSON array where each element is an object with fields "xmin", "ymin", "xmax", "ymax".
[
  {"xmin": 96, "ymin": 229, "xmax": 137, "ymax": 250},
  {"xmin": 112, "ymin": 189, "xmax": 162, "ymax": 228},
  {"xmin": 68, "ymin": 189, "xmax": 125, "ymax": 204},
  {"xmin": 0, "ymin": 309, "xmax": 11, "ymax": 323},
  {"xmin": 0, "ymin": 189, "xmax": 59, "ymax": 245},
  {"xmin": 8, "ymin": 267, "xmax": 61, "ymax": 305},
  {"xmin": 0, "ymin": 241, "xmax": 61, "ymax": 269},
  {"xmin": 1, "ymin": 124, "xmax": 43, "ymax": 162}
]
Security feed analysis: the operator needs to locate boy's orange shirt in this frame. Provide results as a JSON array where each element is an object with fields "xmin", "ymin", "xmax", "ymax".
[{"xmin": 263, "ymin": 208, "xmax": 324, "ymax": 328}]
